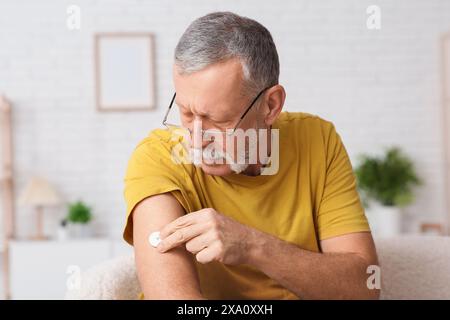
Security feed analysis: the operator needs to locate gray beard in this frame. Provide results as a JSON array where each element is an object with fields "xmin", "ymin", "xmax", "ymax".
[{"xmin": 189, "ymin": 147, "xmax": 250, "ymax": 174}]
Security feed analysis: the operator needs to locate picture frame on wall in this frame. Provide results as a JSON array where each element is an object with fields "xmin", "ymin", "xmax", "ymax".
[
  {"xmin": 442, "ymin": 32, "xmax": 450, "ymax": 234},
  {"xmin": 94, "ymin": 33, "xmax": 156, "ymax": 112},
  {"xmin": 420, "ymin": 223, "xmax": 444, "ymax": 236}
]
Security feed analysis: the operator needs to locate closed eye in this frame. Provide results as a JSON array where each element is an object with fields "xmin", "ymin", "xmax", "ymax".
[
  {"xmin": 176, "ymin": 104, "xmax": 193, "ymax": 116},
  {"xmin": 176, "ymin": 103, "xmax": 232, "ymax": 126}
]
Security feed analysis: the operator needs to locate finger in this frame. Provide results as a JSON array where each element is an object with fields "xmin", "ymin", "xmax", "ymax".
[
  {"xmin": 195, "ymin": 242, "xmax": 221, "ymax": 264},
  {"xmin": 185, "ymin": 231, "xmax": 214, "ymax": 255},
  {"xmin": 159, "ymin": 208, "xmax": 213, "ymax": 239},
  {"xmin": 159, "ymin": 212, "xmax": 196, "ymax": 239},
  {"xmin": 158, "ymin": 222, "xmax": 207, "ymax": 253}
]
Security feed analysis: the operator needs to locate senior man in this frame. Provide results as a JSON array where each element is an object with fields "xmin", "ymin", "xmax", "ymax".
[{"xmin": 123, "ymin": 11, "xmax": 379, "ymax": 300}]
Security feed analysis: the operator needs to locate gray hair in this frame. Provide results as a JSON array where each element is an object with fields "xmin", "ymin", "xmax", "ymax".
[{"xmin": 174, "ymin": 12, "xmax": 280, "ymax": 95}]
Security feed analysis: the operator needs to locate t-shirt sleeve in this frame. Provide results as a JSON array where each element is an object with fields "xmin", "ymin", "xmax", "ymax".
[
  {"xmin": 122, "ymin": 138, "xmax": 192, "ymax": 246},
  {"xmin": 316, "ymin": 122, "xmax": 371, "ymax": 240}
]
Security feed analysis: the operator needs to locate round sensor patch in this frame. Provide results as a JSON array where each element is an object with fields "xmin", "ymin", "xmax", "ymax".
[{"xmin": 148, "ymin": 231, "xmax": 161, "ymax": 248}]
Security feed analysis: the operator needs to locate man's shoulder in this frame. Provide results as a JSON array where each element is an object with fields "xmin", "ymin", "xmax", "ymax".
[
  {"xmin": 276, "ymin": 112, "xmax": 336, "ymax": 136},
  {"xmin": 127, "ymin": 128, "xmax": 181, "ymax": 168},
  {"xmin": 131, "ymin": 128, "xmax": 195, "ymax": 176},
  {"xmin": 136, "ymin": 128, "xmax": 173, "ymax": 147},
  {"xmin": 132, "ymin": 128, "xmax": 184, "ymax": 157}
]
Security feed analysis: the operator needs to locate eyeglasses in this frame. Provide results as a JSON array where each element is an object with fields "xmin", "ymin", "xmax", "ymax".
[{"xmin": 162, "ymin": 86, "xmax": 271, "ymax": 136}]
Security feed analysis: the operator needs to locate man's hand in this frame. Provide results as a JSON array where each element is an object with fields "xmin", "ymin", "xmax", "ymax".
[
  {"xmin": 157, "ymin": 208, "xmax": 254, "ymax": 265},
  {"xmin": 153, "ymin": 205, "xmax": 379, "ymax": 299}
]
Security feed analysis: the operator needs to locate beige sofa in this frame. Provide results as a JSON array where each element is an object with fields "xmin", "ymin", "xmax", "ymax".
[{"xmin": 65, "ymin": 235, "xmax": 450, "ymax": 300}]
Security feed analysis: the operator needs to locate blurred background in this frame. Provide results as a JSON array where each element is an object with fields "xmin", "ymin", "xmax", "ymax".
[{"xmin": 0, "ymin": 0, "xmax": 449, "ymax": 299}]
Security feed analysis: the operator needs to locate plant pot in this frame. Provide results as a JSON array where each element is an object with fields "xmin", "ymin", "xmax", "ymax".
[
  {"xmin": 67, "ymin": 223, "xmax": 92, "ymax": 239},
  {"xmin": 366, "ymin": 205, "xmax": 402, "ymax": 237},
  {"xmin": 56, "ymin": 226, "xmax": 68, "ymax": 241}
]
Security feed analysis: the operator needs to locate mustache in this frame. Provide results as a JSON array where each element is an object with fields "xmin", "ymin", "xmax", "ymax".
[
  {"xmin": 189, "ymin": 147, "xmax": 228, "ymax": 163},
  {"xmin": 189, "ymin": 147, "xmax": 249, "ymax": 174},
  {"xmin": 189, "ymin": 147, "xmax": 251, "ymax": 162}
]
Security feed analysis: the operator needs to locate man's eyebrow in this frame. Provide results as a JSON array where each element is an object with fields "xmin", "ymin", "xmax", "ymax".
[
  {"xmin": 174, "ymin": 99, "xmax": 185, "ymax": 107},
  {"xmin": 176, "ymin": 100, "xmax": 211, "ymax": 117},
  {"xmin": 193, "ymin": 108, "xmax": 210, "ymax": 117}
]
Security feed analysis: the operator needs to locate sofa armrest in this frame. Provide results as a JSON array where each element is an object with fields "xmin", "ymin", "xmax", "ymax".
[{"xmin": 65, "ymin": 254, "xmax": 141, "ymax": 300}]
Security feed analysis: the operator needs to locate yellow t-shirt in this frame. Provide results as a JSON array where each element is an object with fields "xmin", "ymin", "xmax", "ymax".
[{"xmin": 123, "ymin": 112, "xmax": 370, "ymax": 300}]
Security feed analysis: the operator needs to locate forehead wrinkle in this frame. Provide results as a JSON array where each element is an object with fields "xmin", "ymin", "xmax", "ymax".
[
  {"xmin": 177, "ymin": 97, "xmax": 210, "ymax": 118},
  {"xmin": 191, "ymin": 105, "xmax": 210, "ymax": 117},
  {"xmin": 176, "ymin": 89, "xmax": 246, "ymax": 121}
]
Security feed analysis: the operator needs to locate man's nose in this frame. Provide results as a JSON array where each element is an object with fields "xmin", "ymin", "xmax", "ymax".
[
  {"xmin": 189, "ymin": 130, "xmax": 213, "ymax": 148},
  {"xmin": 190, "ymin": 119, "xmax": 216, "ymax": 148}
]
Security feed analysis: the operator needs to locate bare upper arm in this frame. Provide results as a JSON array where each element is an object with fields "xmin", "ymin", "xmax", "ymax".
[
  {"xmin": 132, "ymin": 193, "xmax": 203, "ymax": 299},
  {"xmin": 319, "ymin": 232, "xmax": 378, "ymax": 266}
]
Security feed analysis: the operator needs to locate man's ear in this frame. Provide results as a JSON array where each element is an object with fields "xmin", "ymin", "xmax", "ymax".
[{"xmin": 263, "ymin": 85, "xmax": 286, "ymax": 126}]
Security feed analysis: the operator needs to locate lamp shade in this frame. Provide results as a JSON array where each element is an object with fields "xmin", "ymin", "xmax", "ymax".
[{"xmin": 19, "ymin": 176, "xmax": 63, "ymax": 207}]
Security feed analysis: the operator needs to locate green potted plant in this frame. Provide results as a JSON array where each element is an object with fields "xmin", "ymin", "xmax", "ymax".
[
  {"xmin": 66, "ymin": 201, "xmax": 93, "ymax": 238},
  {"xmin": 355, "ymin": 147, "xmax": 421, "ymax": 236}
]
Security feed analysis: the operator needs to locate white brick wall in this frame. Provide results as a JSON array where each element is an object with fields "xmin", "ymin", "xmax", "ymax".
[{"xmin": 0, "ymin": 0, "xmax": 449, "ymax": 240}]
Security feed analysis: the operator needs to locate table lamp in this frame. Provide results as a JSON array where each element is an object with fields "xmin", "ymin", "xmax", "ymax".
[{"xmin": 18, "ymin": 176, "xmax": 63, "ymax": 240}]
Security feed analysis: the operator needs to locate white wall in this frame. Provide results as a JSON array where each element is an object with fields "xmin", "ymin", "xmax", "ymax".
[{"xmin": 0, "ymin": 0, "xmax": 449, "ymax": 239}]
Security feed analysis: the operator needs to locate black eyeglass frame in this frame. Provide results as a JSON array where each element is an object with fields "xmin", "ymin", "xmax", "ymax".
[{"xmin": 162, "ymin": 86, "xmax": 272, "ymax": 136}]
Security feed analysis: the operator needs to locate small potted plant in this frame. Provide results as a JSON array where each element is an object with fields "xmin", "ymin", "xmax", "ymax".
[
  {"xmin": 66, "ymin": 201, "xmax": 93, "ymax": 238},
  {"xmin": 355, "ymin": 147, "xmax": 421, "ymax": 236}
]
